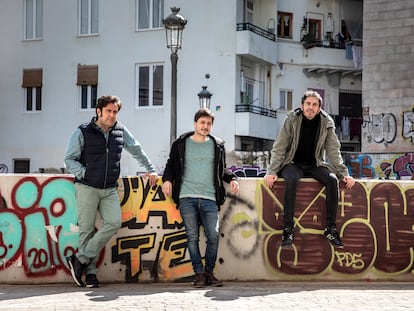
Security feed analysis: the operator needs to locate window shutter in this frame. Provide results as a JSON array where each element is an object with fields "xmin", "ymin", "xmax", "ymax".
[
  {"xmin": 22, "ymin": 69, "xmax": 43, "ymax": 87},
  {"xmin": 77, "ymin": 65, "xmax": 98, "ymax": 85}
]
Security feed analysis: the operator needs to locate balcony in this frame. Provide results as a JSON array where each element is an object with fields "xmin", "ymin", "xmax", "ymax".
[
  {"xmin": 235, "ymin": 104, "xmax": 277, "ymax": 140},
  {"xmin": 236, "ymin": 23, "xmax": 278, "ymax": 65},
  {"xmin": 277, "ymin": 39, "xmax": 360, "ymax": 73},
  {"xmin": 235, "ymin": 104, "xmax": 277, "ymax": 118}
]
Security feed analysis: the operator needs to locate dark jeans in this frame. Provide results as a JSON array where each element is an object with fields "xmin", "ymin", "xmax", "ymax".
[
  {"xmin": 279, "ymin": 163, "xmax": 339, "ymax": 229},
  {"xmin": 179, "ymin": 197, "xmax": 219, "ymax": 274}
]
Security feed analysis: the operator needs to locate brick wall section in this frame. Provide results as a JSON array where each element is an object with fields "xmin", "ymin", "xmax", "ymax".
[{"xmin": 362, "ymin": 0, "xmax": 414, "ymax": 152}]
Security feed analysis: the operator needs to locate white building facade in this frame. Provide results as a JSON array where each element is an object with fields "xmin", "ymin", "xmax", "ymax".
[{"xmin": 0, "ymin": 0, "xmax": 362, "ymax": 175}]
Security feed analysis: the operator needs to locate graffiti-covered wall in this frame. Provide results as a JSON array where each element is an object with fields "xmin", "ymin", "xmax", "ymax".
[
  {"xmin": 343, "ymin": 152, "xmax": 414, "ymax": 179},
  {"xmin": 229, "ymin": 151, "xmax": 414, "ymax": 180},
  {"xmin": 0, "ymin": 174, "xmax": 413, "ymax": 284}
]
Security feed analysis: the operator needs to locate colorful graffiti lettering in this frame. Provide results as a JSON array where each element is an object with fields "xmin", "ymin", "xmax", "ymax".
[
  {"xmin": 118, "ymin": 177, "xmax": 182, "ymax": 229},
  {"xmin": 259, "ymin": 179, "xmax": 414, "ymax": 278},
  {"xmin": 0, "ymin": 176, "xmax": 77, "ymax": 276},
  {"xmin": 312, "ymin": 152, "xmax": 414, "ymax": 179},
  {"xmin": 1, "ymin": 175, "xmax": 414, "ymax": 283},
  {"xmin": 344, "ymin": 154, "xmax": 375, "ymax": 178},
  {"xmin": 229, "ymin": 165, "xmax": 267, "ymax": 177},
  {"xmin": 378, "ymin": 153, "xmax": 414, "ymax": 179},
  {"xmin": 226, "ymin": 151, "xmax": 414, "ymax": 180}
]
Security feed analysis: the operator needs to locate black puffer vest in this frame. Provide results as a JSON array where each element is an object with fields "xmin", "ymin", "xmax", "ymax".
[{"xmin": 77, "ymin": 118, "xmax": 124, "ymax": 188}]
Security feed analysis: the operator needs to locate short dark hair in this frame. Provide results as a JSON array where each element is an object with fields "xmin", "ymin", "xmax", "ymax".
[
  {"xmin": 194, "ymin": 108, "xmax": 215, "ymax": 123},
  {"xmin": 96, "ymin": 95, "xmax": 122, "ymax": 112},
  {"xmin": 301, "ymin": 90, "xmax": 323, "ymax": 107}
]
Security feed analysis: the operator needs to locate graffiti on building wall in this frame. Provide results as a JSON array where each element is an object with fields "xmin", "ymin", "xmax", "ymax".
[
  {"xmin": 403, "ymin": 109, "xmax": 414, "ymax": 143},
  {"xmin": 112, "ymin": 177, "xmax": 263, "ymax": 282},
  {"xmin": 112, "ymin": 176, "xmax": 190, "ymax": 282},
  {"xmin": 344, "ymin": 154, "xmax": 376, "ymax": 178},
  {"xmin": 220, "ymin": 194, "xmax": 261, "ymax": 260},
  {"xmin": 259, "ymin": 179, "xmax": 414, "ymax": 278},
  {"xmin": 1, "ymin": 175, "xmax": 414, "ymax": 283},
  {"xmin": 363, "ymin": 113, "xmax": 397, "ymax": 144},
  {"xmin": 360, "ymin": 107, "xmax": 414, "ymax": 152},
  {"xmin": 229, "ymin": 165, "xmax": 267, "ymax": 177},
  {"xmin": 379, "ymin": 153, "xmax": 414, "ymax": 179},
  {"xmin": 0, "ymin": 175, "xmax": 261, "ymax": 282},
  {"xmin": 0, "ymin": 176, "xmax": 77, "ymax": 276},
  {"xmin": 230, "ymin": 151, "xmax": 414, "ymax": 180},
  {"xmin": 0, "ymin": 175, "xmax": 191, "ymax": 281},
  {"xmin": 343, "ymin": 152, "xmax": 414, "ymax": 179},
  {"xmin": 0, "ymin": 164, "xmax": 8, "ymax": 173}
]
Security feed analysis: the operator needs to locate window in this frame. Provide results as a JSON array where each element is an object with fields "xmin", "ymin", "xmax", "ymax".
[
  {"xmin": 277, "ymin": 12, "xmax": 292, "ymax": 38},
  {"xmin": 237, "ymin": 136, "xmax": 274, "ymax": 152},
  {"xmin": 339, "ymin": 91, "xmax": 362, "ymax": 117},
  {"xmin": 80, "ymin": 85, "xmax": 98, "ymax": 109},
  {"xmin": 79, "ymin": 0, "xmax": 98, "ymax": 35},
  {"xmin": 136, "ymin": 0, "xmax": 164, "ymax": 30},
  {"xmin": 279, "ymin": 89, "xmax": 293, "ymax": 110},
  {"xmin": 77, "ymin": 65, "xmax": 98, "ymax": 109},
  {"xmin": 24, "ymin": 0, "xmax": 43, "ymax": 40},
  {"xmin": 241, "ymin": 76, "xmax": 265, "ymax": 107},
  {"xmin": 245, "ymin": 0, "xmax": 254, "ymax": 23},
  {"xmin": 241, "ymin": 80, "xmax": 254, "ymax": 105},
  {"xmin": 22, "ymin": 69, "xmax": 42, "ymax": 112},
  {"xmin": 308, "ymin": 18, "xmax": 322, "ymax": 41},
  {"xmin": 136, "ymin": 64, "xmax": 164, "ymax": 107},
  {"xmin": 14, "ymin": 159, "xmax": 30, "ymax": 173}
]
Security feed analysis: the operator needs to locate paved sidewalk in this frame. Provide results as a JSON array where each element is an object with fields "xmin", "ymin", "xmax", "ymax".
[{"xmin": 1, "ymin": 281, "xmax": 413, "ymax": 311}]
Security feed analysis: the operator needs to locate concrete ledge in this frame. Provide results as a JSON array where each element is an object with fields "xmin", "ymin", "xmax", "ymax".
[{"xmin": 0, "ymin": 174, "xmax": 413, "ymax": 283}]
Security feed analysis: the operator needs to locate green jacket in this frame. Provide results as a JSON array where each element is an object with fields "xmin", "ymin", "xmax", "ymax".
[{"xmin": 268, "ymin": 108, "xmax": 350, "ymax": 180}]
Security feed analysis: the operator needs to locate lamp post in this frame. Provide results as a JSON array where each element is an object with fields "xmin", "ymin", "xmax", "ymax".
[
  {"xmin": 163, "ymin": 7, "xmax": 187, "ymax": 145},
  {"xmin": 197, "ymin": 86, "xmax": 213, "ymax": 109}
]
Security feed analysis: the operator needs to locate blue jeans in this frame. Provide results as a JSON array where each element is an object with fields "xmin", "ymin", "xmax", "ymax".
[{"xmin": 179, "ymin": 198, "xmax": 219, "ymax": 274}]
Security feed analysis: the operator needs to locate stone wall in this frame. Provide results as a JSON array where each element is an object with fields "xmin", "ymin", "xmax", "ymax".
[{"xmin": 362, "ymin": 1, "xmax": 414, "ymax": 153}]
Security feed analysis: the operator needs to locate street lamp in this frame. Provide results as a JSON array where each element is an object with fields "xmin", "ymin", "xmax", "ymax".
[
  {"xmin": 197, "ymin": 86, "xmax": 213, "ymax": 109},
  {"xmin": 163, "ymin": 7, "xmax": 187, "ymax": 145}
]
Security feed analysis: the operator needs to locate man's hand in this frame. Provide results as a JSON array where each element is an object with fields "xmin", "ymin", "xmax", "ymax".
[
  {"xmin": 162, "ymin": 181, "xmax": 173, "ymax": 197},
  {"xmin": 264, "ymin": 174, "xmax": 278, "ymax": 188},
  {"xmin": 144, "ymin": 172, "xmax": 159, "ymax": 187},
  {"xmin": 342, "ymin": 176, "xmax": 355, "ymax": 189}
]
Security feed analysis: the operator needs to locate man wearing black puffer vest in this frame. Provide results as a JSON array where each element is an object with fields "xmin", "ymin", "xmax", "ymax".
[{"xmin": 64, "ymin": 95, "xmax": 157, "ymax": 288}]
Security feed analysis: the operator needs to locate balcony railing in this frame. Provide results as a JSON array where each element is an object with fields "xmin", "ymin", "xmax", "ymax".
[
  {"xmin": 236, "ymin": 23, "xmax": 276, "ymax": 41},
  {"xmin": 235, "ymin": 104, "xmax": 277, "ymax": 118}
]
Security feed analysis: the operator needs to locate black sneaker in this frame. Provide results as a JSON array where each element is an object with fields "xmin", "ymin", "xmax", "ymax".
[
  {"xmin": 193, "ymin": 272, "xmax": 207, "ymax": 288},
  {"xmin": 281, "ymin": 227, "xmax": 294, "ymax": 247},
  {"xmin": 324, "ymin": 226, "xmax": 344, "ymax": 248},
  {"xmin": 205, "ymin": 271, "xmax": 223, "ymax": 287},
  {"xmin": 85, "ymin": 274, "xmax": 100, "ymax": 288},
  {"xmin": 66, "ymin": 254, "xmax": 87, "ymax": 287}
]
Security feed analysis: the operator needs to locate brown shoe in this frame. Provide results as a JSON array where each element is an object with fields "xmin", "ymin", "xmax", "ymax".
[
  {"xmin": 205, "ymin": 271, "xmax": 223, "ymax": 287},
  {"xmin": 193, "ymin": 272, "xmax": 207, "ymax": 288}
]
